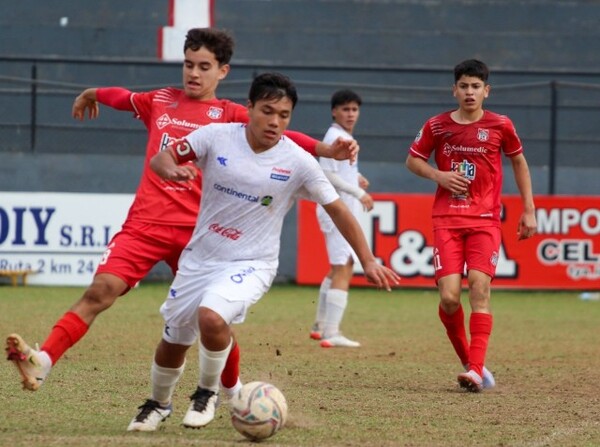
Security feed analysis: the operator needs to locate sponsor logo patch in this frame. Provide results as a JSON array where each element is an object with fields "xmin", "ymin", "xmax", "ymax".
[{"xmin": 270, "ymin": 167, "xmax": 291, "ymax": 181}]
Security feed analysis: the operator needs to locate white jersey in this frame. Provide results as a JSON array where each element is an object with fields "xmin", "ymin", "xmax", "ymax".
[
  {"xmin": 317, "ymin": 123, "xmax": 361, "ymax": 231},
  {"xmin": 179, "ymin": 123, "xmax": 339, "ymax": 272}
]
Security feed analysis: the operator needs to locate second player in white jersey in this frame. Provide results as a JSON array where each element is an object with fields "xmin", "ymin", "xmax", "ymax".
[
  {"xmin": 316, "ymin": 123, "xmax": 362, "ymax": 231},
  {"xmin": 310, "ymin": 89, "xmax": 375, "ymax": 348}
]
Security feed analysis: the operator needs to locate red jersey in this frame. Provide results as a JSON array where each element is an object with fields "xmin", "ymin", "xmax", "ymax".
[
  {"xmin": 409, "ymin": 110, "xmax": 523, "ymax": 229},
  {"xmin": 96, "ymin": 87, "xmax": 318, "ymax": 227}
]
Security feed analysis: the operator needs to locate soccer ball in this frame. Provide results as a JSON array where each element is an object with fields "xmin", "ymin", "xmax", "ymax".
[{"xmin": 230, "ymin": 381, "xmax": 288, "ymax": 441}]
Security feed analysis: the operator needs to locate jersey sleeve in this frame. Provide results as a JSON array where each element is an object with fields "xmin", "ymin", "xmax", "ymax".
[
  {"xmin": 501, "ymin": 116, "xmax": 524, "ymax": 157},
  {"xmin": 296, "ymin": 155, "xmax": 340, "ymax": 205},
  {"xmin": 96, "ymin": 87, "xmax": 134, "ymax": 111},
  {"xmin": 408, "ymin": 120, "xmax": 434, "ymax": 160},
  {"xmin": 129, "ymin": 91, "xmax": 159, "ymax": 120},
  {"xmin": 179, "ymin": 124, "xmax": 216, "ymax": 162}
]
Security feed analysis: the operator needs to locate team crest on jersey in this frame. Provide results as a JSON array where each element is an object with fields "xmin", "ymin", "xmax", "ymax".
[
  {"xmin": 156, "ymin": 113, "xmax": 172, "ymax": 129},
  {"xmin": 207, "ymin": 106, "xmax": 224, "ymax": 119},
  {"xmin": 490, "ymin": 251, "xmax": 499, "ymax": 266},
  {"xmin": 477, "ymin": 128, "xmax": 489, "ymax": 142}
]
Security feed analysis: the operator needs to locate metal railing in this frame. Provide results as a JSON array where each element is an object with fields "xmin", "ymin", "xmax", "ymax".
[{"xmin": 2, "ymin": 55, "xmax": 600, "ymax": 195}]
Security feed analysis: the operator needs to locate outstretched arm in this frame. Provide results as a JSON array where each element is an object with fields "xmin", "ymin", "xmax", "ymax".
[
  {"xmin": 72, "ymin": 87, "xmax": 133, "ymax": 120},
  {"xmin": 322, "ymin": 199, "xmax": 400, "ymax": 290},
  {"xmin": 283, "ymin": 132, "xmax": 357, "ymax": 163},
  {"xmin": 510, "ymin": 153, "xmax": 537, "ymax": 240}
]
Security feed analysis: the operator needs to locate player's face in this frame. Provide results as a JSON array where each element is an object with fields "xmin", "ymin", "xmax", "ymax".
[
  {"xmin": 332, "ymin": 101, "xmax": 360, "ymax": 133},
  {"xmin": 182, "ymin": 47, "xmax": 230, "ymax": 100},
  {"xmin": 453, "ymin": 75, "xmax": 490, "ymax": 113},
  {"xmin": 245, "ymin": 97, "xmax": 294, "ymax": 152}
]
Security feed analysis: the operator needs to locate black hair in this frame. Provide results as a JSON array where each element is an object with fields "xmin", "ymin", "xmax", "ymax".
[
  {"xmin": 454, "ymin": 59, "xmax": 490, "ymax": 83},
  {"xmin": 248, "ymin": 72, "xmax": 298, "ymax": 109},
  {"xmin": 330, "ymin": 89, "xmax": 362, "ymax": 109}
]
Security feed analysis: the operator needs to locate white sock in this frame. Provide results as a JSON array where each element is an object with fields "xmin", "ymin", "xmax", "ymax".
[
  {"xmin": 322, "ymin": 289, "xmax": 348, "ymax": 339},
  {"xmin": 199, "ymin": 338, "xmax": 233, "ymax": 393},
  {"xmin": 151, "ymin": 360, "xmax": 185, "ymax": 407},
  {"xmin": 221, "ymin": 377, "xmax": 243, "ymax": 398},
  {"xmin": 38, "ymin": 351, "xmax": 53, "ymax": 378},
  {"xmin": 315, "ymin": 277, "xmax": 332, "ymax": 326}
]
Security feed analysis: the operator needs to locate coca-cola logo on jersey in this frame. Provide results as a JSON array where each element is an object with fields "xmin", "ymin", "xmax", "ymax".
[{"xmin": 208, "ymin": 223, "xmax": 242, "ymax": 240}]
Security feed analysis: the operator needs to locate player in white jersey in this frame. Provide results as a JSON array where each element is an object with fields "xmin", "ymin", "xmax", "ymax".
[
  {"xmin": 127, "ymin": 73, "xmax": 400, "ymax": 432},
  {"xmin": 311, "ymin": 90, "xmax": 374, "ymax": 348}
]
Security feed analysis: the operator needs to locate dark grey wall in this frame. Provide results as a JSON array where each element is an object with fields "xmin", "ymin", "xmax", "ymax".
[
  {"xmin": 216, "ymin": 0, "xmax": 600, "ymax": 71},
  {"xmin": 0, "ymin": 0, "xmax": 165, "ymax": 58}
]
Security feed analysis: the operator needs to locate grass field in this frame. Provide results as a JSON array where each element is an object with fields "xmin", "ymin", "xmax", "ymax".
[{"xmin": 1, "ymin": 283, "xmax": 599, "ymax": 447}]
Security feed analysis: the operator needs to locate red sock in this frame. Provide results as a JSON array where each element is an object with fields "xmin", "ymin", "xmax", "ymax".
[
  {"xmin": 41, "ymin": 311, "xmax": 89, "ymax": 365},
  {"xmin": 438, "ymin": 304, "xmax": 469, "ymax": 366},
  {"xmin": 469, "ymin": 312, "xmax": 493, "ymax": 377},
  {"xmin": 220, "ymin": 341, "xmax": 240, "ymax": 388}
]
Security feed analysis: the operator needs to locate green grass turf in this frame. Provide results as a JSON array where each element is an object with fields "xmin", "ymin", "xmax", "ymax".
[{"xmin": 1, "ymin": 283, "xmax": 599, "ymax": 446}]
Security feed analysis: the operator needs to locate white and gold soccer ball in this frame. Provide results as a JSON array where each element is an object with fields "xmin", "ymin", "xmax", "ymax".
[{"xmin": 230, "ymin": 381, "xmax": 288, "ymax": 441}]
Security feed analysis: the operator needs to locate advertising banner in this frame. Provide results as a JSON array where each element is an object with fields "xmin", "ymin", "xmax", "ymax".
[
  {"xmin": 0, "ymin": 192, "xmax": 133, "ymax": 286},
  {"xmin": 297, "ymin": 194, "xmax": 600, "ymax": 290}
]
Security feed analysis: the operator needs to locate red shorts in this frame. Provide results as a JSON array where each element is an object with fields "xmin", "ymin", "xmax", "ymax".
[
  {"xmin": 96, "ymin": 220, "xmax": 194, "ymax": 290},
  {"xmin": 432, "ymin": 226, "xmax": 501, "ymax": 282}
]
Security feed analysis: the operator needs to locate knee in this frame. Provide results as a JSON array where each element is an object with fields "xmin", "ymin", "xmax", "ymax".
[
  {"xmin": 199, "ymin": 308, "xmax": 228, "ymax": 334},
  {"xmin": 199, "ymin": 308, "xmax": 230, "ymax": 349},
  {"xmin": 439, "ymin": 291, "xmax": 461, "ymax": 314}
]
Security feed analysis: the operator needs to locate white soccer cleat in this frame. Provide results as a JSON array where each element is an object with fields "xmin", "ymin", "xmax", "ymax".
[
  {"xmin": 182, "ymin": 387, "xmax": 218, "ymax": 428},
  {"xmin": 320, "ymin": 334, "xmax": 361, "ymax": 348},
  {"xmin": 481, "ymin": 366, "xmax": 496, "ymax": 389},
  {"xmin": 457, "ymin": 370, "xmax": 483, "ymax": 392},
  {"xmin": 463, "ymin": 364, "xmax": 495, "ymax": 389},
  {"xmin": 127, "ymin": 399, "xmax": 172, "ymax": 432},
  {"xmin": 5, "ymin": 333, "xmax": 50, "ymax": 391}
]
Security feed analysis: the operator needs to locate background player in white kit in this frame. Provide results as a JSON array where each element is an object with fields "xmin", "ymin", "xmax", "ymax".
[
  {"xmin": 310, "ymin": 89, "xmax": 374, "ymax": 348},
  {"xmin": 127, "ymin": 72, "xmax": 400, "ymax": 431}
]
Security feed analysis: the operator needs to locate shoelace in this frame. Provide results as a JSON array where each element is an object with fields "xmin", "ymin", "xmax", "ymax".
[
  {"xmin": 189, "ymin": 387, "xmax": 216, "ymax": 412},
  {"xmin": 135, "ymin": 399, "xmax": 163, "ymax": 421}
]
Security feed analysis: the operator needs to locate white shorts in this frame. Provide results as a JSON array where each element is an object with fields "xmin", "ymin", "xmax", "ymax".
[
  {"xmin": 322, "ymin": 226, "xmax": 356, "ymax": 266},
  {"xmin": 159, "ymin": 263, "xmax": 276, "ymax": 345}
]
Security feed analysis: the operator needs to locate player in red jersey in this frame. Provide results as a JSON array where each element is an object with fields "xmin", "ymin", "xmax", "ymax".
[
  {"xmin": 406, "ymin": 59, "xmax": 537, "ymax": 392},
  {"xmin": 5, "ymin": 28, "xmax": 357, "ymax": 422}
]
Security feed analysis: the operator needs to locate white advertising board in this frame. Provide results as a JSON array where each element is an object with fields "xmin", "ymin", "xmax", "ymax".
[{"xmin": 0, "ymin": 192, "xmax": 134, "ymax": 286}]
